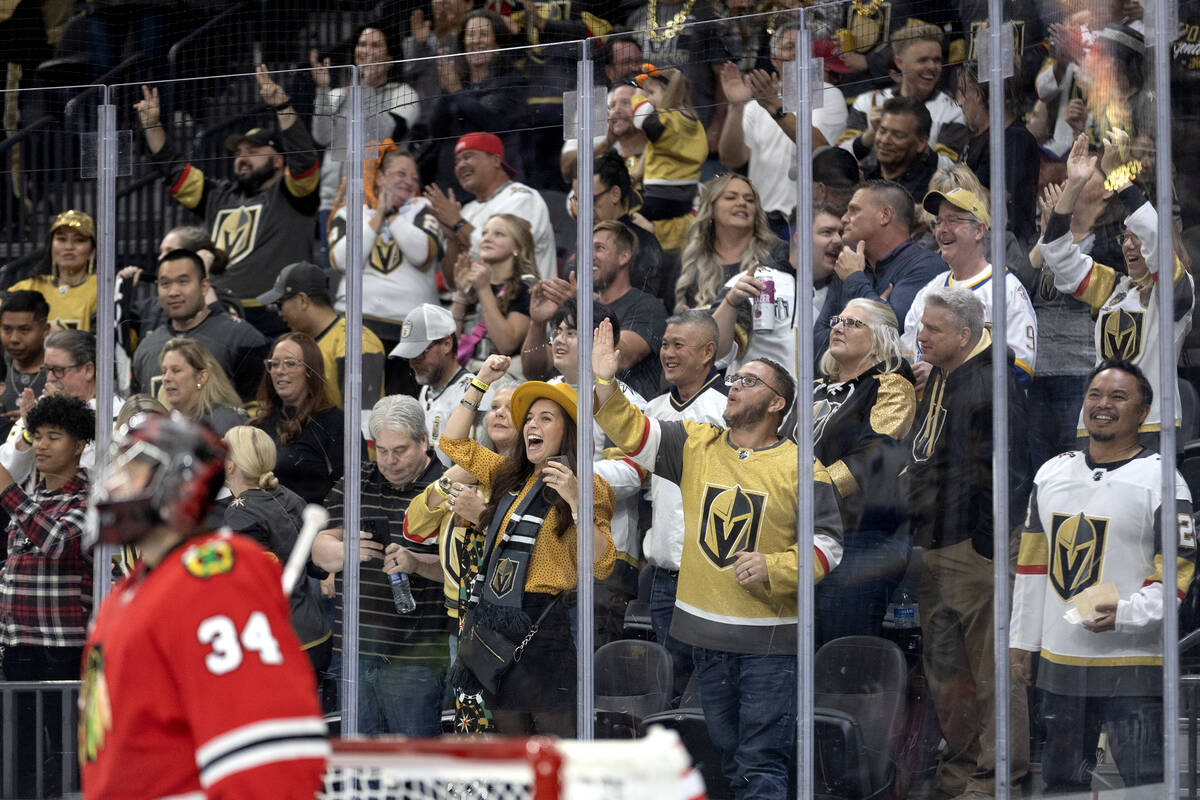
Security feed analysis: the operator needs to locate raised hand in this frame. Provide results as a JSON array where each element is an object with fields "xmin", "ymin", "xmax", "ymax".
[
  {"xmin": 477, "ymin": 354, "xmax": 512, "ymax": 384},
  {"xmin": 411, "ymin": 9, "xmax": 431, "ymax": 41},
  {"xmin": 718, "ymin": 62, "xmax": 752, "ymax": 104},
  {"xmin": 1039, "ymin": 182, "xmax": 1064, "ymax": 229},
  {"xmin": 256, "ymin": 64, "xmax": 289, "ymax": 108},
  {"xmin": 592, "ymin": 317, "xmax": 621, "ymax": 383},
  {"xmin": 1064, "ymin": 97, "xmax": 1087, "ymax": 136},
  {"xmin": 466, "ymin": 260, "xmax": 490, "ymax": 293},
  {"xmin": 1101, "ymin": 127, "xmax": 1130, "ymax": 176},
  {"xmin": 133, "ymin": 85, "xmax": 160, "ymax": 129},
  {"xmin": 1064, "ymin": 133, "xmax": 1097, "ymax": 187},
  {"xmin": 725, "ymin": 261, "xmax": 762, "ymax": 305},
  {"xmin": 530, "ymin": 277, "xmax": 572, "ymax": 324},
  {"xmin": 834, "ymin": 241, "xmax": 867, "ymax": 281},
  {"xmin": 309, "ymin": 49, "xmax": 331, "ymax": 90},
  {"xmin": 423, "ymin": 183, "xmax": 462, "ymax": 228},
  {"xmin": 452, "ymin": 251, "xmax": 473, "ymax": 294},
  {"xmin": 541, "ymin": 459, "xmax": 578, "ymax": 510}
]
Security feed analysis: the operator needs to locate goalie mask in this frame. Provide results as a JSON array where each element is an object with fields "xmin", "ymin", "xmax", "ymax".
[{"xmin": 88, "ymin": 412, "xmax": 228, "ymax": 548}]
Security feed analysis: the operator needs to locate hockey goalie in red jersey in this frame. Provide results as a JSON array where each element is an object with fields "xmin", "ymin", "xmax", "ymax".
[{"xmin": 80, "ymin": 413, "xmax": 329, "ymax": 799}]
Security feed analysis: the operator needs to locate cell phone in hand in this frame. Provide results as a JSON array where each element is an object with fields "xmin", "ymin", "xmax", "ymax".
[
  {"xmin": 541, "ymin": 455, "xmax": 572, "ymax": 504},
  {"xmin": 362, "ymin": 516, "xmax": 390, "ymax": 542}
]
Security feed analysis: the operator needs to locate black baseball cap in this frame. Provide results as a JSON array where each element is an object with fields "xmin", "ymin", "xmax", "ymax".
[
  {"xmin": 256, "ymin": 262, "xmax": 331, "ymax": 306},
  {"xmin": 225, "ymin": 127, "xmax": 282, "ymax": 154}
]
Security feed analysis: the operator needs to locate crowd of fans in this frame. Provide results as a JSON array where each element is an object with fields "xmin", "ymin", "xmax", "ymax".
[{"xmin": 2, "ymin": 0, "xmax": 1199, "ymax": 797}]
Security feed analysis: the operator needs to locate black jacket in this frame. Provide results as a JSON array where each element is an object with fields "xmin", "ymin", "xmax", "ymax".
[
  {"xmin": 904, "ymin": 330, "xmax": 1031, "ymax": 555},
  {"xmin": 220, "ymin": 485, "xmax": 331, "ymax": 650}
]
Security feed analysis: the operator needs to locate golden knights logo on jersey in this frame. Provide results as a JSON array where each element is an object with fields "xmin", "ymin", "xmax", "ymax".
[
  {"xmin": 212, "ymin": 204, "xmax": 263, "ymax": 267},
  {"xmin": 911, "ymin": 378, "xmax": 947, "ymax": 463},
  {"xmin": 1099, "ymin": 309, "xmax": 1145, "ymax": 361},
  {"xmin": 698, "ymin": 483, "xmax": 765, "ymax": 568},
  {"xmin": 78, "ymin": 646, "xmax": 112, "ymax": 765},
  {"xmin": 1049, "ymin": 511, "xmax": 1109, "ymax": 600}
]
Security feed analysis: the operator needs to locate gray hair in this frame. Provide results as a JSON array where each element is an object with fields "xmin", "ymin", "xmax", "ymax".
[
  {"xmin": 368, "ymin": 394, "xmax": 426, "ymax": 442},
  {"xmin": 923, "ymin": 286, "xmax": 984, "ymax": 343},
  {"xmin": 665, "ymin": 309, "xmax": 719, "ymax": 348},
  {"xmin": 45, "ymin": 328, "xmax": 96, "ymax": 367},
  {"xmin": 818, "ymin": 298, "xmax": 906, "ymax": 379}
]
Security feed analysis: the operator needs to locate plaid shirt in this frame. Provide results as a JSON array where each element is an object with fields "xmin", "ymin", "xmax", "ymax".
[{"xmin": 0, "ymin": 469, "xmax": 92, "ymax": 647}]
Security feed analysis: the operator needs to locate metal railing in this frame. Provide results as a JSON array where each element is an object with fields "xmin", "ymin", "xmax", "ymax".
[{"xmin": 0, "ymin": 681, "xmax": 80, "ymax": 800}]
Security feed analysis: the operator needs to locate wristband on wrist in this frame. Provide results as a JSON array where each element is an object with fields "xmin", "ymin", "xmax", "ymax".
[
  {"xmin": 470, "ymin": 377, "xmax": 490, "ymax": 393},
  {"xmin": 1104, "ymin": 160, "xmax": 1142, "ymax": 192},
  {"xmin": 595, "ymin": 375, "xmax": 615, "ymax": 386},
  {"xmin": 723, "ymin": 293, "xmax": 739, "ymax": 308},
  {"xmin": 434, "ymin": 477, "xmax": 452, "ymax": 498},
  {"xmin": 269, "ymin": 99, "xmax": 292, "ymax": 111}
]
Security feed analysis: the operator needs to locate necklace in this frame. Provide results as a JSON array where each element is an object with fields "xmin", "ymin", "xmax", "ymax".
[
  {"xmin": 646, "ymin": 0, "xmax": 697, "ymax": 44},
  {"xmin": 852, "ymin": 0, "xmax": 883, "ymax": 17}
]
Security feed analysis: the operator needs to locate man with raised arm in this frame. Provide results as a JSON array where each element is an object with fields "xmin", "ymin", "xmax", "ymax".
[{"xmin": 591, "ymin": 317, "xmax": 842, "ymax": 800}]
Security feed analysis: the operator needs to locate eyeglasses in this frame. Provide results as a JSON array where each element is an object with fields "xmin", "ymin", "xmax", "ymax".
[
  {"xmin": 725, "ymin": 373, "xmax": 785, "ymax": 399},
  {"xmin": 264, "ymin": 357, "xmax": 305, "ymax": 372},
  {"xmin": 549, "ymin": 327, "xmax": 578, "ymax": 343},
  {"xmin": 933, "ymin": 216, "xmax": 979, "ymax": 229},
  {"xmin": 829, "ymin": 316, "xmax": 869, "ymax": 330},
  {"xmin": 46, "ymin": 364, "xmax": 80, "ymax": 379},
  {"xmin": 1116, "ymin": 232, "xmax": 1141, "ymax": 247}
]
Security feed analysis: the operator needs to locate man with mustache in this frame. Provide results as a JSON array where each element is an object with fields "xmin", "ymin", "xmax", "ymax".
[{"xmin": 134, "ymin": 68, "xmax": 320, "ymax": 337}]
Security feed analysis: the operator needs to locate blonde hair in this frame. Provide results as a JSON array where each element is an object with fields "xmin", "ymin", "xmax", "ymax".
[
  {"xmin": 483, "ymin": 214, "xmax": 538, "ymax": 315},
  {"xmin": 892, "ymin": 22, "xmax": 944, "ymax": 56},
  {"xmin": 115, "ymin": 394, "xmax": 167, "ymax": 430},
  {"xmin": 157, "ymin": 338, "xmax": 243, "ymax": 419},
  {"xmin": 224, "ymin": 425, "xmax": 280, "ymax": 491},
  {"xmin": 818, "ymin": 298, "xmax": 906, "ymax": 380},
  {"xmin": 677, "ymin": 174, "xmax": 777, "ymax": 312},
  {"xmin": 921, "ymin": 163, "xmax": 990, "ymax": 231},
  {"xmin": 647, "ymin": 67, "xmax": 697, "ymax": 117}
]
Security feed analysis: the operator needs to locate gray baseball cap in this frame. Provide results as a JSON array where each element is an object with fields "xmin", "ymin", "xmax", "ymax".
[{"xmin": 389, "ymin": 303, "xmax": 457, "ymax": 359}]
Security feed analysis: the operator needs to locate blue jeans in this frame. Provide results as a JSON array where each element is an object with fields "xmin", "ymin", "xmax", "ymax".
[
  {"xmin": 815, "ymin": 529, "xmax": 909, "ymax": 647},
  {"xmin": 1027, "ymin": 374, "xmax": 1087, "ymax": 471},
  {"xmin": 693, "ymin": 647, "xmax": 798, "ymax": 800},
  {"xmin": 650, "ymin": 567, "xmax": 695, "ymax": 703},
  {"xmin": 352, "ymin": 655, "xmax": 445, "ymax": 736},
  {"xmin": 1040, "ymin": 690, "xmax": 1163, "ymax": 792}
]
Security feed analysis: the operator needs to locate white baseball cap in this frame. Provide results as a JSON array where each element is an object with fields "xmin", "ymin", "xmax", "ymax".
[{"xmin": 389, "ymin": 304, "xmax": 457, "ymax": 359}]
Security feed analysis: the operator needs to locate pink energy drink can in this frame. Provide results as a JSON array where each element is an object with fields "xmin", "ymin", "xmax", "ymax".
[{"xmin": 753, "ymin": 277, "xmax": 775, "ymax": 331}]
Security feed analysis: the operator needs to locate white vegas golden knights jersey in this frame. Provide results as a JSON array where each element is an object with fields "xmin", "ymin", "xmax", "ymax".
[
  {"xmin": 1012, "ymin": 448, "xmax": 1195, "ymax": 696},
  {"xmin": 1039, "ymin": 191, "xmax": 1195, "ymax": 438}
]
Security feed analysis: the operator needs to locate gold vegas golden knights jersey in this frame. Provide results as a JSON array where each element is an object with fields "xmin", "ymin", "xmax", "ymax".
[{"xmin": 595, "ymin": 387, "xmax": 843, "ymax": 655}]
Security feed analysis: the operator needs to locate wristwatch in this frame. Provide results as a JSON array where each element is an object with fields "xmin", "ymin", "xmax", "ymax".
[
  {"xmin": 771, "ymin": 106, "xmax": 788, "ymax": 121},
  {"xmin": 451, "ymin": 219, "xmax": 468, "ymax": 232}
]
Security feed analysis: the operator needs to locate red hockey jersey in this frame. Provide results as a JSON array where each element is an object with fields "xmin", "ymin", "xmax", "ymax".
[{"xmin": 80, "ymin": 531, "xmax": 329, "ymax": 799}]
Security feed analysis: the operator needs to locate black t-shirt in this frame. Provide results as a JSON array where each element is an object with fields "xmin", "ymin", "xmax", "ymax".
[
  {"xmin": 254, "ymin": 405, "xmax": 345, "ymax": 507},
  {"xmin": 0, "ymin": 356, "xmax": 45, "ymax": 440},
  {"xmin": 607, "ymin": 287, "xmax": 668, "ymax": 400}
]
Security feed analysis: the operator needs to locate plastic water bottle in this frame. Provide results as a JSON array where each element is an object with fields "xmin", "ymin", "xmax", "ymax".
[
  {"xmin": 883, "ymin": 586, "xmax": 921, "ymax": 658},
  {"xmin": 388, "ymin": 571, "xmax": 417, "ymax": 614}
]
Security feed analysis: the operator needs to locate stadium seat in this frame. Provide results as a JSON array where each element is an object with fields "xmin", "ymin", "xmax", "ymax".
[
  {"xmin": 1180, "ymin": 378, "xmax": 1200, "ymax": 447},
  {"xmin": 621, "ymin": 563, "xmax": 654, "ymax": 640},
  {"xmin": 594, "ymin": 639, "xmax": 673, "ymax": 738},
  {"xmin": 1182, "ymin": 440, "xmax": 1200, "ymax": 502},
  {"xmin": 814, "ymin": 635, "xmax": 908, "ymax": 799}
]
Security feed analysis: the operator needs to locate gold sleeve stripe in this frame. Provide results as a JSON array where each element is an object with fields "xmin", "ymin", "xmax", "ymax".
[
  {"xmin": 1146, "ymin": 555, "xmax": 1196, "ymax": 597},
  {"xmin": 836, "ymin": 128, "xmax": 862, "ymax": 146},
  {"xmin": 1014, "ymin": 358, "xmax": 1034, "ymax": 378},
  {"xmin": 933, "ymin": 142, "xmax": 959, "ymax": 160},
  {"xmin": 870, "ymin": 373, "xmax": 917, "ymax": 438},
  {"xmin": 170, "ymin": 164, "xmax": 205, "ymax": 209},
  {"xmin": 581, "ymin": 11, "xmax": 613, "ymax": 37},
  {"xmin": 1072, "ymin": 260, "xmax": 1119, "ymax": 313},
  {"xmin": 826, "ymin": 459, "xmax": 860, "ymax": 499},
  {"xmin": 1174, "ymin": 255, "xmax": 1188, "ymax": 285},
  {"xmin": 1016, "ymin": 530, "xmax": 1048, "ymax": 569},
  {"xmin": 285, "ymin": 162, "xmax": 321, "ymax": 197}
]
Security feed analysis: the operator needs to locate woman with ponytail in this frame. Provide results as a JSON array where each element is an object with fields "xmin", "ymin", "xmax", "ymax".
[{"xmin": 221, "ymin": 425, "xmax": 332, "ymax": 676}]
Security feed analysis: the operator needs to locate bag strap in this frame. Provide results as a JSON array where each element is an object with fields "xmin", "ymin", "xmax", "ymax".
[{"xmin": 514, "ymin": 594, "xmax": 562, "ymax": 662}]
